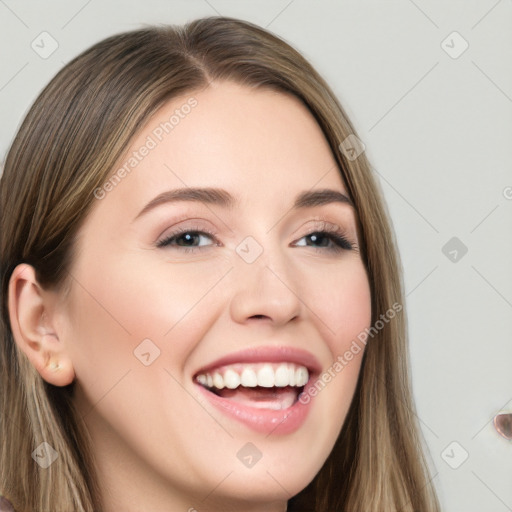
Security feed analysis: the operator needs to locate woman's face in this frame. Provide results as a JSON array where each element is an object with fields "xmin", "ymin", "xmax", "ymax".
[{"xmin": 60, "ymin": 81, "xmax": 371, "ymax": 510}]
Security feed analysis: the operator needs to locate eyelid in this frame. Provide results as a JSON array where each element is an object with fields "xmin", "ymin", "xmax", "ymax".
[
  {"xmin": 156, "ymin": 217, "xmax": 218, "ymax": 240},
  {"xmin": 301, "ymin": 219, "xmax": 341, "ymax": 234}
]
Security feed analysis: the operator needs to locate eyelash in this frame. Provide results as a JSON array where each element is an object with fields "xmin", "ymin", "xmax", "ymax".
[{"xmin": 156, "ymin": 223, "xmax": 355, "ymax": 254}]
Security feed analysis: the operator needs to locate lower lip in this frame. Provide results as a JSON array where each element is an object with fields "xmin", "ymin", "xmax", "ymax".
[{"xmin": 196, "ymin": 380, "xmax": 315, "ymax": 435}]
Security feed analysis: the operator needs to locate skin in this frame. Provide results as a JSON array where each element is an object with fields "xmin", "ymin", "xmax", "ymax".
[{"xmin": 9, "ymin": 81, "xmax": 371, "ymax": 512}]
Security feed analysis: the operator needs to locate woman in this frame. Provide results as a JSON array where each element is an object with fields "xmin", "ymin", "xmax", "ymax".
[{"xmin": 0, "ymin": 16, "xmax": 440, "ymax": 512}]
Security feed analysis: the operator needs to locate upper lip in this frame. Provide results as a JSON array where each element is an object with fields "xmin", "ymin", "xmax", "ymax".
[{"xmin": 193, "ymin": 345, "xmax": 322, "ymax": 378}]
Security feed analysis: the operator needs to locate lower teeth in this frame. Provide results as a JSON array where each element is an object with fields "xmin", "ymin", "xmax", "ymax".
[{"xmin": 247, "ymin": 395, "xmax": 295, "ymax": 410}]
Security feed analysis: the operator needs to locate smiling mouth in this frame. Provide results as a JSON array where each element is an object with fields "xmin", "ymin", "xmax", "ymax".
[{"xmin": 195, "ymin": 362, "xmax": 309, "ymax": 410}]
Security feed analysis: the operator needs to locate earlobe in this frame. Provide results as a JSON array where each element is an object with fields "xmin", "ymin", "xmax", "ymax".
[{"xmin": 8, "ymin": 263, "xmax": 75, "ymax": 387}]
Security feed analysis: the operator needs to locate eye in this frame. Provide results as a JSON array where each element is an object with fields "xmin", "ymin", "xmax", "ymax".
[
  {"xmin": 156, "ymin": 222, "xmax": 356, "ymax": 254},
  {"xmin": 294, "ymin": 231, "xmax": 353, "ymax": 252},
  {"xmin": 156, "ymin": 228, "xmax": 218, "ymax": 253},
  {"xmin": 293, "ymin": 221, "xmax": 355, "ymax": 253}
]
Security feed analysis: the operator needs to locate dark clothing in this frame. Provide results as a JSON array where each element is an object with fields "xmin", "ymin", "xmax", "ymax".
[{"xmin": 0, "ymin": 496, "xmax": 14, "ymax": 512}]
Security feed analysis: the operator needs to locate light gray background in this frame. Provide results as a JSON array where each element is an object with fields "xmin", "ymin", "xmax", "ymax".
[{"xmin": 1, "ymin": 1, "xmax": 511, "ymax": 510}]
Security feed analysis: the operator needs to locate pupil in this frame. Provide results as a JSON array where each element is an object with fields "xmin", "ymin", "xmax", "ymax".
[
  {"xmin": 310, "ymin": 233, "xmax": 326, "ymax": 246},
  {"xmin": 181, "ymin": 233, "xmax": 196, "ymax": 246}
]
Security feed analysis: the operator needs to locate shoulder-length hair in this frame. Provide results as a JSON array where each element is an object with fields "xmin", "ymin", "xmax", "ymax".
[{"xmin": 0, "ymin": 16, "xmax": 440, "ymax": 512}]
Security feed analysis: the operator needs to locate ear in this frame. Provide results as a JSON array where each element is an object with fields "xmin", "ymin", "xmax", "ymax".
[{"xmin": 8, "ymin": 264, "xmax": 75, "ymax": 386}]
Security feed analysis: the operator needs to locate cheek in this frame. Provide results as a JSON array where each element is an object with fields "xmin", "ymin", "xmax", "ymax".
[
  {"xmin": 64, "ymin": 252, "xmax": 232, "ymax": 385},
  {"xmin": 303, "ymin": 259, "xmax": 372, "ymax": 350},
  {"xmin": 63, "ymin": 273, "xmax": 136, "ymax": 404},
  {"xmin": 63, "ymin": 258, "xmax": 222, "ymax": 476},
  {"xmin": 298, "ymin": 259, "xmax": 371, "ymax": 434},
  {"xmin": 90, "ymin": 250, "xmax": 231, "ymax": 333}
]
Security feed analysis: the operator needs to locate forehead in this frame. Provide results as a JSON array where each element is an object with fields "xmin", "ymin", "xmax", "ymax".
[{"xmin": 97, "ymin": 81, "xmax": 349, "ymax": 218}]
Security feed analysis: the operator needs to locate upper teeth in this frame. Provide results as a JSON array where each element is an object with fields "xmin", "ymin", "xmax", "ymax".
[{"xmin": 196, "ymin": 363, "xmax": 309, "ymax": 390}]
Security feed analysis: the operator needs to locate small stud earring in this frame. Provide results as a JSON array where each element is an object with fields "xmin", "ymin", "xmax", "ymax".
[{"xmin": 50, "ymin": 362, "xmax": 60, "ymax": 371}]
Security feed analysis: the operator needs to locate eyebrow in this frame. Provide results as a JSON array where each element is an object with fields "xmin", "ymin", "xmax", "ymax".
[{"xmin": 134, "ymin": 187, "xmax": 354, "ymax": 220}]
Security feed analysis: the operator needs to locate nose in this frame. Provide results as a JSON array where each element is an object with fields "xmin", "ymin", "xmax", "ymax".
[{"xmin": 229, "ymin": 241, "xmax": 302, "ymax": 327}]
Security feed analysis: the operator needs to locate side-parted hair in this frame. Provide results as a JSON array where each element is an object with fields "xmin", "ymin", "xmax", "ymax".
[{"xmin": 0, "ymin": 16, "xmax": 440, "ymax": 512}]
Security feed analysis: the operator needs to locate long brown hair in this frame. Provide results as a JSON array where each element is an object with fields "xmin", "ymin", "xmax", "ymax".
[{"xmin": 0, "ymin": 16, "xmax": 440, "ymax": 511}]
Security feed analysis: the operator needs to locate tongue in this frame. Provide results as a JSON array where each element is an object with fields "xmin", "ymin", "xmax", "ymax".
[{"xmin": 216, "ymin": 386, "xmax": 298, "ymax": 410}]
